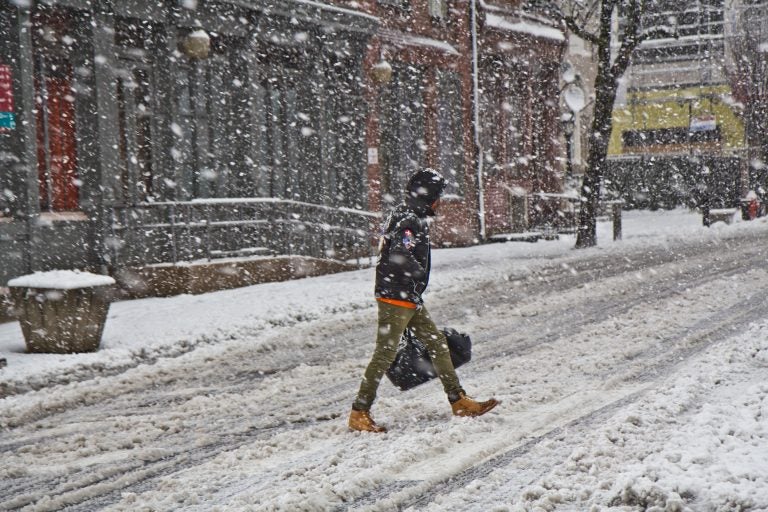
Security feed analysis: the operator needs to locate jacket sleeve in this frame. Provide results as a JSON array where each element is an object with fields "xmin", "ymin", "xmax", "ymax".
[{"xmin": 387, "ymin": 216, "xmax": 426, "ymax": 279}]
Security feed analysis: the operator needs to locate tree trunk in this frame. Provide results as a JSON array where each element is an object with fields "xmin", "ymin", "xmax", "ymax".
[
  {"xmin": 756, "ymin": 103, "xmax": 768, "ymax": 194},
  {"xmin": 574, "ymin": 95, "xmax": 614, "ymax": 248},
  {"xmin": 575, "ymin": 54, "xmax": 618, "ymax": 248},
  {"xmin": 745, "ymin": 102, "xmax": 768, "ymax": 197},
  {"xmin": 569, "ymin": 0, "xmax": 647, "ymax": 248}
]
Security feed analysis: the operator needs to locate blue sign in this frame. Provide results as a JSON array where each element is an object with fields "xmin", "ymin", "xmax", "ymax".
[{"xmin": 0, "ymin": 111, "xmax": 15, "ymax": 131}]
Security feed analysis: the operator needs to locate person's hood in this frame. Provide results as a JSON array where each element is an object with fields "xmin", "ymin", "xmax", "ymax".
[{"xmin": 405, "ymin": 168, "xmax": 446, "ymax": 217}]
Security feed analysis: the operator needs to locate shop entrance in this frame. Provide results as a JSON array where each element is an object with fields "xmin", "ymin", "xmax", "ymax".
[{"xmin": 33, "ymin": 8, "xmax": 82, "ymax": 212}]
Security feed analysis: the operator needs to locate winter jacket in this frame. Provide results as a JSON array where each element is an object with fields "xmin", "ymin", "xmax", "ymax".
[
  {"xmin": 375, "ymin": 201, "xmax": 432, "ymax": 305},
  {"xmin": 375, "ymin": 169, "xmax": 446, "ymax": 305}
]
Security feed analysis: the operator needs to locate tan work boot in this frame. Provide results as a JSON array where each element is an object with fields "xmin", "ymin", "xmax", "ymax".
[
  {"xmin": 349, "ymin": 409, "xmax": 388, "ymax": 433},
  {"xmin": 451, "ymin": 392, "xmax": 500, "ymax": 417}
]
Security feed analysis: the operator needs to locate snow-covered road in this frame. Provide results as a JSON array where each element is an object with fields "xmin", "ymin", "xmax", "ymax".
[{"xmin": 2, "ymin": 210, "xmax": 768, "ymax": 511}]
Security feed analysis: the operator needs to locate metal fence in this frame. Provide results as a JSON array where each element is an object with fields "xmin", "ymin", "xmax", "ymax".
[
  {"xmin": 527, "ymin": 194, "xmax": 625, "ymax": 240},
  {"xmin": 111, "ymin": 198, "xmax": 379, "ymax": 268},
  {"xmin": 528, "ymin": 193, "xmax": 580, "ymax": 235}
]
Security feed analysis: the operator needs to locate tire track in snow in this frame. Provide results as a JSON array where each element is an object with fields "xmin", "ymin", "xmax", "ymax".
[
  {"xmin": 395, "ymin": 291, "xmax": 768, "ymax": 511},
  {"xmin": 0, "ymin": 408, "xmax": 345, "ymax": 511},
  {"xmin": 344, "ymin": 295, "xmax": 768, "ymax": 511},
  {"xmin": 458, "ymin": 239, "xmax": 766, "ymax": 378},
  {"xmin": 432, "ymin": 234, "xmax": 764, "ymax": 358}
]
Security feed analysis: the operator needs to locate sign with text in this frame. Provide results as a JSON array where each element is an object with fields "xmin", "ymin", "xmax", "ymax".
[
  {"xmin": 0, "ymin": 65, "xmax": 15, "ymax": 132},
  {"xmin": 0, "ymin": 112, "xmax": 15, "ymax": 131},
  {"xmin": 367, "ymin": 147, "xmax": 378, "ymax": 165},
  {"xmin": 689, "ymin": 114, "xmax": 716, "ymax": 132}
]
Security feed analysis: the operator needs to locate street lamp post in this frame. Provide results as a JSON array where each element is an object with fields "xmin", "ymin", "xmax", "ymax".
[
  {"xmin": 562, "ymin": 76, "xmax": 586, "ymax": 188},
  {"xmin": 563, "ymin": 113, "xmax": 575, "ymax": 179}
]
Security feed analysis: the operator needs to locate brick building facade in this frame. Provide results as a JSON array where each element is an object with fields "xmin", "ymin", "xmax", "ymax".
[{"xmin": 0, "ymin": 0, "xmax": 564, "ymax": 289}]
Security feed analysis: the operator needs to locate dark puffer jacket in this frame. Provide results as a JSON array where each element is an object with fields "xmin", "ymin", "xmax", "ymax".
[{"xmin": 375, "ymin": 169, "xmax": 446, "ymax": 305}]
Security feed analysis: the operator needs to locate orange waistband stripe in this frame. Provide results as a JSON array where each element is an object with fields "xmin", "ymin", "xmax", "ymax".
[{"xmin": 376, "ymin": 298, "xmax": 418, "ymax": 309}]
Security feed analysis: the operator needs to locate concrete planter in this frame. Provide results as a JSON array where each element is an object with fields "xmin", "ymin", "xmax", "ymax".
[{"xmin": 8, "ymin": 271, "xmax": 115, "ymax": 354}]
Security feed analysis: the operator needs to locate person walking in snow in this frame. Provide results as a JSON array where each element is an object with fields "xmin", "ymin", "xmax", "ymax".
[{"xmin": 349, "ymin": 168, "xmax": 499, "ymax": 433}]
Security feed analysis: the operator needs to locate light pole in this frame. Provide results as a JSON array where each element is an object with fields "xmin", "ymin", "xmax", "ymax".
[
  {"xmin": 562, "ymin": 75, "xmax": 586, "ymax": 188},
  {"xmin": 562, "ymin": 113, "xmax": 575, "ymax": 180}
]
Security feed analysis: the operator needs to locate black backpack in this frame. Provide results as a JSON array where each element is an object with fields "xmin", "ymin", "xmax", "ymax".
[{"xmin": 385, "ymin": 327, "xmax": 472, "ymax": 391}]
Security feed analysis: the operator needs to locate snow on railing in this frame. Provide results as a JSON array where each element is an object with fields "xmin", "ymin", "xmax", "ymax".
[{"xmin": 111, "ymin": 198, "xmax": 378, "ymax": 267}]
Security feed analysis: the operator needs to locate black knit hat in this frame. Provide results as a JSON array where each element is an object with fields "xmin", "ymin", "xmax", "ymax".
[{"xmin": 406, "ymin": 168, "xmax": 446, "ymax": 206}]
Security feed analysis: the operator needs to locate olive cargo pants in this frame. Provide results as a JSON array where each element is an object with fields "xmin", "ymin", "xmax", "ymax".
[{"xmin": 353, "ymin": 301, "xmax": 463, "ymax": 411}]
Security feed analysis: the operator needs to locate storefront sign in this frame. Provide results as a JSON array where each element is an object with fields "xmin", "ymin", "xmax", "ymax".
[
  {"xmin": 367, "ymin": 147, "xmax": 378, "ymax": 165},
  {"xmin": 689, "ymin": 114, "xmax": 716, "ymax": 132},
  {"xmin": 0, "ymin": 112, "xmax": 15, "ymax": 131},
  {"xmin": 0, "ymin": 64, "xmax": 15, "ymax": 132}
]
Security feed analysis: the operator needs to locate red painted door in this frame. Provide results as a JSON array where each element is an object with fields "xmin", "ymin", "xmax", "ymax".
[{"xmin": 36, "ymin": 66, "xmax": 79, "ymax": 212}]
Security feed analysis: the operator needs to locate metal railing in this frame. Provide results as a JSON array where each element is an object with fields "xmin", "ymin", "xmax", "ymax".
[
  {"xmin": 111, "ymin": 198, "xmax": 379, "ymax": 268},
  {"xmin": 527, "ymin": 194, "xmax": 624, "ymax": 240}
]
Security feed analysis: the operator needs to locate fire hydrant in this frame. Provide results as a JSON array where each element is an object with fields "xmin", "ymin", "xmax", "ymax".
[{"xmin": 746, "ymin": 190, "xmax": 760, "ymax": 220}]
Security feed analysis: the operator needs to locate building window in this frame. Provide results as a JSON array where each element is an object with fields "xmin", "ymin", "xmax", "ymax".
[
  {"xmin": 479, "ymin": 74, "xmax": 503, "ymax": 175},
  {"xmin": 174, "ymin": 35, "xmax": 251, "ymax": 200},
  {"xmin": 480, "ymin": 60, "xmax": 530, "ymax": 178},
  {"xmin": 436, "ymin": 69, "xmax": 464, "ymax": 196},
  {"xmin": 263, "ymin": 72, "xmax": 302, "ymax": 201},
  {"xmin": 251, "ymin": 47, "xmax": 311, "ymax": 202},
  {"xmin": 379, "ymin": 64, "xmax": 427, "ymax": 202},
  {"xmin": 378, "ymin": 0, "xmax": 409, "ymax": 8},
  {"xmin": 117, "ymin": 65, "xmax": 155, "ymax": 204},
  {"xmin": 429, "ymin": 0, "xmax": 448, "ymax": 19},
  {"xmin": 622, "ymin": 126, "xmax": 722, "ymax": 147},
  {"xmin": 623, "ymin": 0, "xmax": 725, "ymax": 63},
  {"xmin": 503, "ymin": 79, "xmax": 525, "ymax": 168},
  {"xmin": 529, "ymin": 63, "xmax": 559, "ymax": 189},
  {"xmin": 322, "ymin": 55, "xmax": 365, "ymax": 208},
  {"xmin": 637, "ymin": 0, "xmax": 724, "ymax": 40},
  {"xmin": 116, "ymin": 18, "xmax": 157, "ymax": 205}
]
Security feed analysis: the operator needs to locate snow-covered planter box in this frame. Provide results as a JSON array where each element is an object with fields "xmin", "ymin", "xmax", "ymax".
[{"xmin": 7, "ymin": 270, "xmax": 115, "ymax": 354}]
